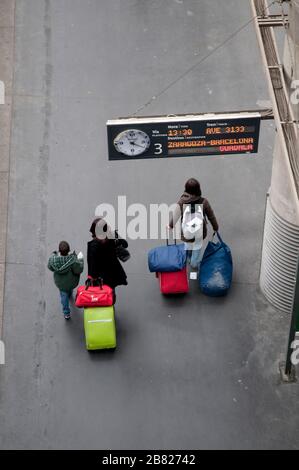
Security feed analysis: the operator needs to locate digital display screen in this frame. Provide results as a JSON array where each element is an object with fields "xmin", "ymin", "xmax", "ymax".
[{"xmin": 107, "ymin": 116, "xmax": 261, "ymax": 161}]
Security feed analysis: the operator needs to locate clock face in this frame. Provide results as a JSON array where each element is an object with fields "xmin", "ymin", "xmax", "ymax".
[{"xmin": 113, "ymin": 129, "xmax": 151, "ymax": 156}]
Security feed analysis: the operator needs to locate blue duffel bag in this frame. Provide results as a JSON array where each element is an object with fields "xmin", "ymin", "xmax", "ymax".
[
  {"xmin": 199, "ymin": 232, "xmax": 233, "ymax": 296},
  {"xmin": 148, "ymin": 240, "xmax": 187, "ymax": 273}
]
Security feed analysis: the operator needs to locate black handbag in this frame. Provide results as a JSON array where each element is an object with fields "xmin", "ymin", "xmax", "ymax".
[{"xmin": 115, "ymin": 231, "xmax": 130, "ymax": 262}]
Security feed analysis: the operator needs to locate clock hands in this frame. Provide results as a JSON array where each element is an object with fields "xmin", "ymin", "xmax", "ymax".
[{"xmin": 129, "ymin": 141, "xmax": 146, "ymax": 148}]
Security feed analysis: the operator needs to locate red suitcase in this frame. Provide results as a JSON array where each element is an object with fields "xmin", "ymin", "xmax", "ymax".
[{"xmin": 158, "ymin": 268, "xmax": 189, "ymax": 294}]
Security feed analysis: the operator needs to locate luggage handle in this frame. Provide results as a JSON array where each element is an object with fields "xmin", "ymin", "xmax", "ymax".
[
  {"xmin": 212, "ymin": 231, "xmax": 223, "ymax": 244},
  {"xmin": 85, "ymin": 276, "xmax": 104, "ymax": 290},
  {"xmin": 202, "ymin": 232, "xmax": 224, "ymax": 262},
  {"xmin": 166, "ymin": 226, "xmax": 176, "ymax": 246}
]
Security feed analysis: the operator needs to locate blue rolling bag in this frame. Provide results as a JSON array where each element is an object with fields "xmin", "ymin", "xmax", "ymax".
[
  {"xmin": 148, "ymin": 239, "xmax": 186, "ymax": 273},
  {"xmin": 199, "ymin": 232, "xmax": 233, "ymax": 297}
]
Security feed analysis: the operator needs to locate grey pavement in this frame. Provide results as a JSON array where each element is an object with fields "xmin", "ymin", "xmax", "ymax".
[
  {"xmin": 0, "ymin": 0, "xmax": 299, "ymax": 450},
  {"xmin": 0, "ymin": 0, "xmax": 15, "ymax": 339}
]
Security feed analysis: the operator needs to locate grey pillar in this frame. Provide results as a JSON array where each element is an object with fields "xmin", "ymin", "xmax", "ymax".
[{"xmin": 260, "ymin": 0, "xmax": 299, "ymax": 313}]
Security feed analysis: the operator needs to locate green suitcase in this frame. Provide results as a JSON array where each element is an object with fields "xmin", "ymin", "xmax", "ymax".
[{"xmin": 84, "ymin": 306, "xmax": 116, "ymax": 350}]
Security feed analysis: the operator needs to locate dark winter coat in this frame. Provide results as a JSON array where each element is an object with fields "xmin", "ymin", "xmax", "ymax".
[
  {"xmin": 48, "ymin": 252, "xmax": 84, "ymax": 292},
  {"xmin": 87, "ymin": 237, "xmax": 128, "ymax": 289},
  {"xmin": 169, "ymin": 192, "xmax": 219, "ymax": 242}
]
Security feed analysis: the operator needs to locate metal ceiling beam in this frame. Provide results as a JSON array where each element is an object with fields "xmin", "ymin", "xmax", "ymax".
[{"xmin": 257, "ymin": 14, "xmax": 289, "ymax": 27}]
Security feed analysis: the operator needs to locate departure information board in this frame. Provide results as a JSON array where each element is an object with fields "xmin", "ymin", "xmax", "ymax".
[{"xmin": 107, "ymin": 114, "xmax": 261, "ymax": 161}]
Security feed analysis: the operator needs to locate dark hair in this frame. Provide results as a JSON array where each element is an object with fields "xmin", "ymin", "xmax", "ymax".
[
  {"xmin": 59, "ymin": 241, "xmax": 70, "ymax": 256},
  {"xmin": 89, "ymin": 217, "xmax": 108, "ymax": 238},
  {"xmin": 185, "ymin": 178, "xmax": 201, "ymax": 197}
]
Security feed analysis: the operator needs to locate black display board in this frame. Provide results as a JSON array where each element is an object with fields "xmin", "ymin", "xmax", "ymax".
[{"xmin": 107, "ymin": 115, "xmax": 261, "ymax": 161}]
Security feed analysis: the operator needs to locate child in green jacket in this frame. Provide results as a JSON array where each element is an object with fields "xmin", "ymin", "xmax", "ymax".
[{"xmin": 48, "ymin": 241, "xmax": 84, "ymax": 320}]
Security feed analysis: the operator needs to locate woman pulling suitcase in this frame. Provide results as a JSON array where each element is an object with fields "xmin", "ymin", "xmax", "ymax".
[
  {"xmin": 78, "ymin": 217, "xmax": 129, "ymax": 350},
  {"xmin": 87, "ymin": 217, "xmax": 128, "ymax": 302},
  {"xmin": 168, "ymin": 178, "xmax": 219, "ymax": 270}
]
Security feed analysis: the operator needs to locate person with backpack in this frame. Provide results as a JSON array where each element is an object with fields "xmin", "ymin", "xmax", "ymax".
[
  {"xmin": 48, "ymin": 241, "xmax": 84, "ymax": 320},
  {"xmin": 87, "ymin": 218, "xmax": 128, "ymax": 298},
  {"xmin": 168, "ymin": 178, "xmax": 219, "ymax": 269}
]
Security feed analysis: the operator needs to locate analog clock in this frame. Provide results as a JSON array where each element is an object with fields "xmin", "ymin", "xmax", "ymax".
[{"xmin": 113, "ymin": 129, "xmax": 151, "ymax": 156}]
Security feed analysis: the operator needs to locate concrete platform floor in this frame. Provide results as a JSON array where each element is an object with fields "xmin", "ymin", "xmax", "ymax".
[{"xmin": 0, "ymin": 0, "xmax": 298, "ymax": 449}]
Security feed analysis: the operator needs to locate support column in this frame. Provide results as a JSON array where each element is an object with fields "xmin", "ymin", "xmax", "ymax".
[{"xmin": 260, "ymin": 0, "xmax": 299, "ymax": 313}]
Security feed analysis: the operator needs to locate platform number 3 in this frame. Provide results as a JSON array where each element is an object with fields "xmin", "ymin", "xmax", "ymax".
[{"xmin": 154, "ymin": 143, "xmax": 163, "ymax": 155}]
